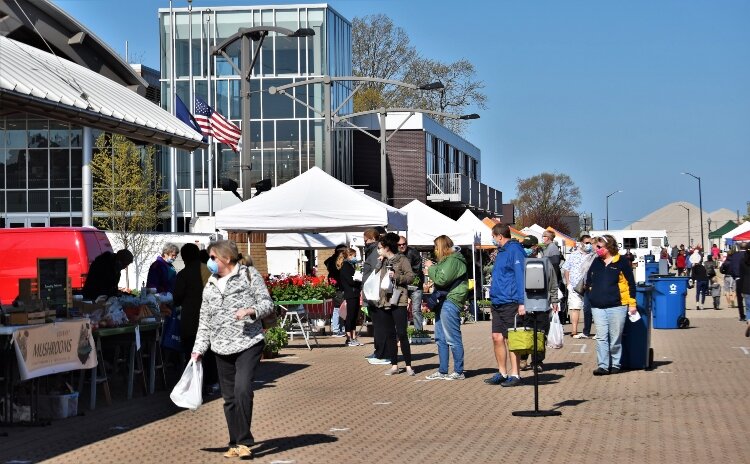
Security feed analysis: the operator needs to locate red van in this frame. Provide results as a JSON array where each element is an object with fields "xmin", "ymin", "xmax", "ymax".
[{"xmin": 0, "ymin": 227, "xmax": 113, "ymax": 305}]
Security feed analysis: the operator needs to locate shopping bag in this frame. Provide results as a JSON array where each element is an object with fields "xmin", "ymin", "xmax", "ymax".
[
  {"xmin": 380, "ymin": 274, "xmax": 393, "ymax": 292},
  {"xmin": 507, "ymin": 315, "xmax": 545, "ymax": 355},
  {"xmin": 547, "ymin": 312, "xmax": 564, "ymax": 349},
  {"xmin": 170, "ymin": 359, "xmax": 203, "ymax": 410},
  {"xmin": 161, "ymin": 312, "xmax": 183, "ymax": 352},
  {"xmin": 339, "ymin": 300, "xmax": 348, "ymax": 321},
  {"xmin": 363, "ymin": 272, "xmax": 380, "ymax": 302}
]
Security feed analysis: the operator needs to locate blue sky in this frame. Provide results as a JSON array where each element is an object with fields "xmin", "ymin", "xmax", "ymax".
[{"xmin": 53, "ymin": 0, "xmax": 750, "ymax": 228}]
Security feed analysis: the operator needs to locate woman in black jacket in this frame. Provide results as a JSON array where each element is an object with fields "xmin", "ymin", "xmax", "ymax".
[
  {"xmin": 337, "ymin": 248, "xmax": 362, "ymax": 346},
  {"xmin": 691, "ymin": 259, "xmax": 709, "ymax": 310}
]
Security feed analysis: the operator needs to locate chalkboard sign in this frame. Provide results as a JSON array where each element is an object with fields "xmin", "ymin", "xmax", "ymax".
[{"xmin": 38, "ymin": 258, "xmax": 68, "ymax": 310}]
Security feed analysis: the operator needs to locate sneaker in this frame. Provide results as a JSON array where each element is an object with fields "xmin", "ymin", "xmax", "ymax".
[
  {"xmin": 333, "ymin": 332, "xmax": 347, "ymax": 338},
  {"xmin": 572, "ymin": 333, "xmax": 588, "ymax": 339},
  {"xmin": 224, "ymin": 445, "xmax": 252, "ymax": 458},
  {"xmin": 364, "ymin": 353, "xmax": 376, "ymax": 359},
  {"xmin": 351, "ymin": 339, "xmax": 364, "ymax": 346},
  {"xmin": 593, "ymin": 367, "xmax": 610, "ymax": 376},
  {"xmin": 534, "ymin": 363, "xmax": 543, "ymax": 373},
  {"xmin": 483, "ymin": 373, "xmax": 507, "ymax": 385},
  {"xmin": 610, "ymin": 367, "xmax": 621, "ymax": 374},
  {"xmin": 446, "ymin": 372, "xmax": 465, "ymax": 380},
  {"xmin": 425, "ymin": 371, "xmax": 448, "ymax": 380},
  {"xmin": 500, "ymin": 376, "xmax": 521, "ymax": 387},
  {"xmin": 367, "ymin": 358, "xmax": 391, "ymax": 365},
  {"xmin": 346, "ymin": 340, "xmax": 358, "ymax": 347}
]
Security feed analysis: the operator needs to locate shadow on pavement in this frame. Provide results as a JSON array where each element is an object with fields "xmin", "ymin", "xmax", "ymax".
[
  {"xmin": 541, "ymin": 361, "xmax": 582, "ymax": 371},
  {"xmin": 254, "ymin": 362, "xmax": 310, "ymax": 390},
  {"xmin": 551, "ymin": 399, "xmax": 588, "ymax": 410},
  {"xmin": 252, "ymin": 432, "xmax": 338, "ymax": 458}
]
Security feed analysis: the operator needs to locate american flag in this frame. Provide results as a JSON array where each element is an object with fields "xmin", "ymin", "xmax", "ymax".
[{"xmin": 194, "ymin": 96, "xmax": 241, "ymax": 152}]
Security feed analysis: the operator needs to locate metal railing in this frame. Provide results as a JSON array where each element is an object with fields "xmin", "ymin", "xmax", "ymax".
[{"xmin": 426, "ymin": 173, "xmax": 501, "ymax": 215}]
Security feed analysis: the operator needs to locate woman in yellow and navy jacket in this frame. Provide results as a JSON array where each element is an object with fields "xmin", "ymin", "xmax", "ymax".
[{"xmin": 584, "ymin": 234, "xmax": 637, "ymax": 376}]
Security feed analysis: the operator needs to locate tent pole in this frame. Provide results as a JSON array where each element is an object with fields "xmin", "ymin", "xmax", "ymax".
[{"xmin": 472, "ymin": 241, "xmax": 477, "ymax": 321}]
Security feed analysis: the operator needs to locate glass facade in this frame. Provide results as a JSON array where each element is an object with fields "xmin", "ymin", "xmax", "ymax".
[
  {"xmin": 159, "ymin": 5, "xmax": 352, "ymax": 218},
  {"xmin": 0, "ymin": 113, "xmax": 84, "ymax": 227},
  {"xmin": 425, "ymin": 132, "xmax": 479, "ymax": 179}
]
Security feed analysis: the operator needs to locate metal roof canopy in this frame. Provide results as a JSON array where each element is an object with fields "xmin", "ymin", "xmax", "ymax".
[{"xmin": 0, "ymin": 36, "xmax": 205, "ymax": 150}]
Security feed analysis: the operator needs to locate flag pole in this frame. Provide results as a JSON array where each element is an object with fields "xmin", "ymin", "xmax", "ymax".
[
  {"xmin": 169, "ymin": 0, "xmax": 177, "ymax": 232},
  {"xmin": 206, "ymin": 9, "xmax": 214, "ymax": 218},
  {"xmin": 188, "ymin": 0, "xmax": 196, "ymax": 228}
]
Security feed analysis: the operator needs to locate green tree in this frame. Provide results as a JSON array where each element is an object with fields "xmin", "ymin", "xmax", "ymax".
[
  {"xmin": 512, "ymin": 173, "xmax": 581, "ymax": 234},
  {"xmin": 91, "ymin": 133, "xmax": 167, "ymax": 287},
  {"xmin": 352, "ymin": 14, "xmax": 486, "ymax": 135}
]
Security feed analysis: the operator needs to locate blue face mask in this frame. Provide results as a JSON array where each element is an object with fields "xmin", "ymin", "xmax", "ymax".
[
  {"xmin": 491, "ymin": 238, "xmax": 499, "ymax": 246},
  {"xmin": 349, "ymin": 258, "xmax": 358, "ymax": 264},
  {"xmin": 524, "ymin": 248, "xmax": 534, "ymax": 257},
  {"xmin": 584, "ymin": 243, "xmax": 593, "ymax": 253},
  {"xmin": 166, "ymin": 257, "xmax": 176, "ymax": 264},
  {"xmin": 207, "ymin": 258, "xmax": 219, "ymax": 274}
]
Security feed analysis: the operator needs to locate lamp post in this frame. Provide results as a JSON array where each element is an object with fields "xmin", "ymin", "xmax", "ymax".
[
  {"xmin": 682, "ymin": 172, "xmax": 704, "ymax": 249},
  {"xmin": 707, "ymin": 217, "xmax": 712, "ymax": 248},
  {"xmin": 212, "ymin": 26, "xmax": 315, "ymax": 200},
  {"xmin": 679, "ymin": 204, "xmax": 691, "ymax": 247},
  {"xmin": 270, "ymin": 76, "xmax": 446, "ymax": 176},
  {"xmin": 605, "ymin": 190, "xmax": 622, "ymax": 230}
]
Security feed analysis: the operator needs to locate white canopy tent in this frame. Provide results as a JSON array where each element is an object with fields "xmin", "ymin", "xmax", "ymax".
[
  {"xmin": 399, "ymin": 200, "xmax": 477, "ymax": 246},
  {"xmin": 457, "ymin": 209, "xmax": 495, "ymax": 248},
  {"xmin": 266, "ymin": 233, "xmax": 364, "ymax": 250},
  {"xmin": 215, "ymin": 167, "xmax": 407, "ymax": 232},
  {"xmin": 521, "ymin": 224, "xmax": 546, "ymax": 240},
  {"xmin": 399, "ymin": 200, "xmax": 480, "ymax": 320}
]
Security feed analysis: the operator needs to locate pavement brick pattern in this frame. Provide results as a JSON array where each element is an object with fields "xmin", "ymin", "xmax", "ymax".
[{"xmin": 2, "ymin": 304, "xmax": 749, "ymax": 464}]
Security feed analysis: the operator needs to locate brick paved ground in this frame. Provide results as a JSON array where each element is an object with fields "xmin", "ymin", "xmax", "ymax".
[{"xmin": 2, "ymin": 299, "xmax": 750, "ymax": 464}]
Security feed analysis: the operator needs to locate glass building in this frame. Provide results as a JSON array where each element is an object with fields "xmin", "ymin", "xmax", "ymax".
[{"xmin": 159, "ymin": 4, "xmax": 352, "ymax": 229}]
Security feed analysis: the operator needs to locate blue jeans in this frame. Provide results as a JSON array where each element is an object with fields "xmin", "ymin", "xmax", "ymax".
[
  {"xmin": 434, "ymin": 299, "xmax": 464, "ymax": 374},
  {"xmin": 695, "ymin": 280, "xmax": 708, "ymax": 304},
  {"xmin": 592, "ymin": 305, "xmax": 627, "ymax": 370},
  {"xmin": 331, "ymin": 306, "xmax": 341, "ymax": 333},
  {"xmin": 409, "ymin": 288, "xmax": 423, "ymax": 331}
]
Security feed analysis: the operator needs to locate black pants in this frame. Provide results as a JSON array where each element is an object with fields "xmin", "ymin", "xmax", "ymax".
[
  {"xmin": 583, "ymin": 293, "xmax": 593, "ymax": 337},
  {"xmin": 183, "ymin": 336, "xmax": 218, "ymax": 386},
  {"xmin": 344, "ymin": 297, "xmax": 360, "ymax": 332},
  {"xmin": 524, "ymin": 310, "xmax": 551, "ymax": 364},
  {"xmin": 369, "ymin": 304, "xmax": 387, "ymax": 359},
  {"xmin": 383, "ymin": 306, "xmax": 412, "ymax": 366},
  {"xmin": 214, "ymin": 342, "xmax": 264, "ymax": 447}
]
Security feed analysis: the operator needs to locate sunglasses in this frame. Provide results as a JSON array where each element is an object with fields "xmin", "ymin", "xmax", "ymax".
[{"xmin": 398, "ymin": 243, "xmax": 407, "ymax": 247}]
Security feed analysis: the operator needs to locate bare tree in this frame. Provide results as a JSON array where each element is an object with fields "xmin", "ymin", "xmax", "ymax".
[
  {"xmin": 352, "ymin": 15, "xmax": 486, "ymax": 135},
  {"xmin": 91, "ymin": 134, "xmax": 168, "ymax": 288},
  {"xmin": 512, "ymin": 173, "xmax": 581, "ymax": 234}
]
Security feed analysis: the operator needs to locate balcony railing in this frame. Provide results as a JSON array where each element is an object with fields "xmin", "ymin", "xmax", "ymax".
[{"xmin": 427, "ymin": 173, "xmax": 502, "ymax": 215}]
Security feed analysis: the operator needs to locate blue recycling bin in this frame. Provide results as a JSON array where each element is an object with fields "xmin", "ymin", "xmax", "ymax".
[
  {"xmin": 644, "ymin": 261, "xmax": 660, "ymax": 281},
  {"xmin": 648, "ymin": 275, "xmax": 689, "ymax": 329},
  {"xmin": 643, "ymin": 254, "xmax": 656, "ymax": 263},
  {"xmin": 622, "ymin": 284, "xmax": 653, "ymax": 369}
]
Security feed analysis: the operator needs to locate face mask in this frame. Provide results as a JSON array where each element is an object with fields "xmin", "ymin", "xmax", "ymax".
[
  {"xmin": 349, "ymin": 258, "xmax": 358, "ymax": 264},
  {"xmin": 207, "ymin": 258, "xmax": 219, "ymax": 274},
  {"xmin": 595, "ymin": 247, "xmax": 607, "ymax": 258},
  {"xmin": 491, "ymin": 238, "xmax": 499, "ymax": 246},
  {"xmin": 584, "ymin": 244, "xmax": 593, "ymax": 253},
  {"xmin": 166, "ymin": 258, "xmax": 176, "ymax": 264},
  {"xmin": 524, "ymin": 248, "xmax": 534, "ymax": 257}
]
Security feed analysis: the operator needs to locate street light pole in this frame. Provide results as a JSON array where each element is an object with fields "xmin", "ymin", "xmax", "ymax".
[
  {"xmin": 606, "ymin": 190, "xmax": 622, "ymax": 230},
  {"xmin": 213, "ymin": 26, "xmax": 314, "ymax": 200},
  {"xmin": 679, "ymin": 204, "xmax": 691, "ymax": 246},
  {"xmin": 682, "ymin": 172, "xmax": 704, "ymax": 249}
]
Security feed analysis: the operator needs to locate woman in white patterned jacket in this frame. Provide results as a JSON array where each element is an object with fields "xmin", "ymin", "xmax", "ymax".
[{"xmin": 191, "ymin": 240, "xmax": 274, "ymax": 459}]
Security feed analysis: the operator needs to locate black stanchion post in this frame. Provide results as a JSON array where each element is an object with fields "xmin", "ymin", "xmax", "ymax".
[{"xmin": 512, "ymin": 313, "xmax": 561, "ymax": 417}]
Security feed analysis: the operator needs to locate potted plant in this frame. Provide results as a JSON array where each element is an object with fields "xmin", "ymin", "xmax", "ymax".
[
  {"xmin": 263, "ymin": 324, "xmax": 289, "ymax": 358},
  {"xmin": 407, "ymin": 326, "xmax": 432, "ymax": 344},
  {"xmin": 407, "ymin": 275, "xmax": 420, "ymax": 292},
  {"xmin": 477, "ymin": 299, "xmax": 492, "ymax": 321},
  {"xmin": 421, "ymin": 310, "xmax": 436, "ymax": 325}
]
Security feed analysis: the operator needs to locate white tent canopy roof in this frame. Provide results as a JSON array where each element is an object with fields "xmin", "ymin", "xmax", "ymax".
[
  {"xmin": 215, "ymin": 167, "xmax": 407, "ymax": 232},
  {"xmin": 399, "ymin": 200, "xmax": 476, "ymax": 247},
  {"xmin": 266, "ymin": 233, "xmax": 364, "ymax": 250},
  {"xmin": 722, "ymin": 221, "xmax": 750, "ymax": 241},
  {"xmin": 457, "ymin": 209, "xmax": 493, "ymax": 247},
  {"xmin": 521, "ymin": 224, "xmax": 546, "ymax": 239}
]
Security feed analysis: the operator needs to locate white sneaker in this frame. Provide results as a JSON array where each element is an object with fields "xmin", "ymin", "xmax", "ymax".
[{"xmin": 572, "ymin": 333, "xmax": 588, "ymax": 339}]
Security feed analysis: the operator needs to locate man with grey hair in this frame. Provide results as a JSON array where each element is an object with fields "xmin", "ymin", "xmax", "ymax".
[{"xmin": 147, "ymin": 242, "xmax": 179, "ymax": 294}]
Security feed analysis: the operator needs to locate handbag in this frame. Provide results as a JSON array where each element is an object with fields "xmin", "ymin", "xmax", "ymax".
[
  {"xmin": 161, "ymin": 311, "xmax": 183, "ymax": 351},
  {"xmin": 507, "ymin": 315, "xmax": 545, "ymax": 355},
  {"xmin": 170, "ymin": 359, "xmax": 203, "ymax": 410},
  {"xmin": 425, "ymin": 274, "xmax": 466, "ymax": 310}
]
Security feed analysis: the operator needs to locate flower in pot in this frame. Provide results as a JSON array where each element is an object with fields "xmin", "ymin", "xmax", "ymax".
[{"xmin": 264, "ymin": 325, "xmax": 289, "ymax": 357}]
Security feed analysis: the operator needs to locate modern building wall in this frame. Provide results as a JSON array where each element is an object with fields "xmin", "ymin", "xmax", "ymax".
[{"xmin": 158, "ymin": 4, "xmax": 352, "ymax": 230}]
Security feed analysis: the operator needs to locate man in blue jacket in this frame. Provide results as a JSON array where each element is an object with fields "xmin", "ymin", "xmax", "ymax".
[{"xmin": 484, "ymin": 223, "xmax": 526, "ymax": 387}]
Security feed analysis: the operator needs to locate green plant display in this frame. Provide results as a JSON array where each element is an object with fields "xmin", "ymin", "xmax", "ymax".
[{"xmin": 264, "ymin": 325, "xmax": 289, "ymax": 354}]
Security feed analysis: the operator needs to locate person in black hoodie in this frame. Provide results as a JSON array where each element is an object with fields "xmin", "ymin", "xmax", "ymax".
[
  {"xmin": 336, "ymin": 248, "xmax": 362, "ymax": 346},
  {"xmin": 691, "ymin": 258, "xmax": 709, "ymax": 310},
  {"xmin": 362, "ymin": 228, "xmax": 390, "ymax": 364}
]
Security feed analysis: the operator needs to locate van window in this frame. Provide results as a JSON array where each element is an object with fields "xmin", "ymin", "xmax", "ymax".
[
  {"xmin": 623, "ymin": 237, "xmax": 637, "ymax": 249},
  {"xmin": 638, "ymin": 237, "xmax": 648, "ymax": 248}
]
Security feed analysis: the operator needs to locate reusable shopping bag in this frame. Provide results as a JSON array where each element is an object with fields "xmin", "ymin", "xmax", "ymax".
[
  {"xmin": 363, "ymin": 272, "xmax": 380, "ymax": 302},
  {"xmin": 507, "ymin": 315, "xmax": 545, "ymax": 355},
  {"xmin": 547, "ymin": 312, "xmax": 564, "ymax": 349},
  {"xmin": 170, "ymin": 359, "xmax": 203, "ymax": 410},
  {"xmin": 161, "ymin": 311, "xmax": 183, "ymax": 351}
]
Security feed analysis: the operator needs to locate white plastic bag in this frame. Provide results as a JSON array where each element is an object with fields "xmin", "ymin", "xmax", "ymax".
[
  {"xmin": 380, "ymin": 274, "xmax": 393, "ymax": 292},
  {"xmin": 363, "ymin": 272, "xmax": 380, "ymax": 302},
  {"xmin": 547, "ymin": 312, "xmax": 564, "ymax": 349},
  {"xmin": 170, "ymin": 359, "xmax": 203, "ymax": 410}
]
